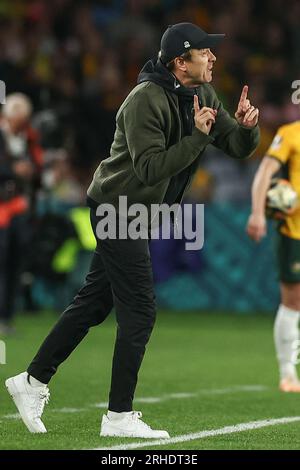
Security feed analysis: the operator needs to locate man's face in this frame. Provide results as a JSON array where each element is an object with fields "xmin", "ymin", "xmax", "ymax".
[{"xmin": 181, "ymin": 48, "xmax": 216, "ymax": 85}]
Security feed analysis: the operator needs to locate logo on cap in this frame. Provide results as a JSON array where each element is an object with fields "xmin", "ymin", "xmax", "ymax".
[{"xmin": 184, "ymin": 41, "xmax": 190, "ymax": 48}]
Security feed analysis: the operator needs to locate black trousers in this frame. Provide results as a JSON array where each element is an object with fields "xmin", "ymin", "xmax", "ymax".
[{"xmin": 27, "ymin": 208, "xmax": 156, "ymax": 412}]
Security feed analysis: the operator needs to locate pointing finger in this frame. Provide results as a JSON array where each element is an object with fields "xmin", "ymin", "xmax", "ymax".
[{"xmin": 239, "ymin": 85, "xmax": 248, "ymax": 105}]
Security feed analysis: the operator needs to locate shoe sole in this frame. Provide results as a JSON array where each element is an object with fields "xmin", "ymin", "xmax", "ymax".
[
  {"xmin": 5, "ymin": 377, "xmax": 47, "ymax": 433},
  {"xmin": 100, "ymin": 426, "xmax": 169, "ymax": 439}
]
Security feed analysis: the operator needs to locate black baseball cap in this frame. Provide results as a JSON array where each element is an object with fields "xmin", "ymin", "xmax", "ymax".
[{"xmin": 160, "ymin": 22, "xmax": 225, "ymax": 64}]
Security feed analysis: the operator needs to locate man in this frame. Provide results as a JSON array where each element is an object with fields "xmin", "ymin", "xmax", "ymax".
[
  {"xmin": 0, "ymin": 93, "xmax": 43, "ymax": 335},
  {"xmin": 247, "ymin": 120, "xmax": 300, "ymax": 392},
  {"xmin": 6, "ymin": 23, "xmax": 259, "ymax": 438}
]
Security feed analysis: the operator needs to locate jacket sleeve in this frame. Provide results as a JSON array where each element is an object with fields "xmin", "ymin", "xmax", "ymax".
[
  {"xmin": 122, "ymin": 91, "xmax": 214, "ymax": 186},
  {"xmin": 209, "ymin": 86, "xmax": 260, "ymax": 159}
]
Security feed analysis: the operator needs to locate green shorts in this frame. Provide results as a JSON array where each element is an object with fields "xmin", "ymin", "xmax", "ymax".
[{"xmin": 276, "ymin": 232, "xmax": 300, "ymax": 283}]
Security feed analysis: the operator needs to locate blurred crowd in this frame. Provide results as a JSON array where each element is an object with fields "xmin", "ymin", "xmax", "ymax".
[
  {"xmin": 1, "ymin": 0, "xmax": 299, "ymax": 330},
  {"xmin": 0, "ymin": 0, "xmax": 299, "ymax": 204}
]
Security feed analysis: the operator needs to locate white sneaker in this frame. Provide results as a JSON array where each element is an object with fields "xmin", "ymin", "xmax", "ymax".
[
  {"xmin": 100, "ymin": 411, "xmax": 170, "ymax": 438},
  {"xmin": 5, "ymin": 372, "xmax": 50, "ymax": 433}
]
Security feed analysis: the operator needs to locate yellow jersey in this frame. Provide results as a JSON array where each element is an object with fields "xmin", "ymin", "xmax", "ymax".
[{"xmin": 266, "ymin": 121, "xmax": 300, "ymax": 239}]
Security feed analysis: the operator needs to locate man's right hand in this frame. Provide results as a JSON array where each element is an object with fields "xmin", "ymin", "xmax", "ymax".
[
  {"xmin": 194, "ymin": 95, "xmax": 217, "ymax": 135},
  {"xmin": 246, "ymin": 213, "xmax": 267, "ymax": 242}
]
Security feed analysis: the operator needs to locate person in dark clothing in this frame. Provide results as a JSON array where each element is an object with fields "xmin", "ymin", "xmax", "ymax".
[
  {"xmin": 0, "ymin": 93, "xmax": 43, "ymax": 335},
  {"xmin": 6, "ymin": 23, "xmax": 259, "ymax": 438}
]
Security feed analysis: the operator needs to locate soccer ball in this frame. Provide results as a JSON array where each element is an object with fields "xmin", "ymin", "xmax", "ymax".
[{"xmin": 266, "ymin": 178, "xmax": 299, "ymax": 218}]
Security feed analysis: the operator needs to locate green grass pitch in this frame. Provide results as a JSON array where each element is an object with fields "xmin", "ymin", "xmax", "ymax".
[{"xmin": 1, "ymin": 310, "xmax": 300, "ymax": 450}]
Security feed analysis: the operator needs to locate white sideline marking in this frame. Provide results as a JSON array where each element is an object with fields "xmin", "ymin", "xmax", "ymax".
[
  {"xmin": 167, "ymin": 393, "xmax": 197, "ymax": 399},
  {"xmin": 1, "ymin": 384, "xmax": 269, "ymax": 419},
  {"xmin": 91, "ymin": 385, "xmax": 268, "ymax": 408},
  {"xmin": 93, "ymin": 401, "xmax": 109, "ymax": 409},
  {"xmin": 3, "ymin": 413, "xmax": 21, "ymax": 420},
  {"xmin": 95, "ymin": 416, "xmax": 300, "ymax": 450},
  {"xmin": 52, "ymin": 407, "xmax": 86, "ymax": 413},
  {"xmin": 134, "ymin": 397, "xmax": 162, "ymax": 403}
]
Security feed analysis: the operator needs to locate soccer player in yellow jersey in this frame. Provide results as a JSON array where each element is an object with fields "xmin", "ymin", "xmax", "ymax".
[{"xmin": 247, "ymin": 120, "xmax": 300, "ymax": 392}]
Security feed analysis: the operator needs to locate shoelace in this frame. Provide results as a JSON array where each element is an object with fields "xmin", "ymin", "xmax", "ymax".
[
  {"xmin": 130, "ymin": 411, "xmax": 151, "ymax": 429},
  {"xmin": 35, "ymin": 388, "xmax": 50, "ymax": 419}
]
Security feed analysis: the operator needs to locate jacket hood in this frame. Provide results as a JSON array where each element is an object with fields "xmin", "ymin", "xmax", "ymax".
[{"xmin": 137, "ymin": 58, "xmax": 196, "ymax": 98}]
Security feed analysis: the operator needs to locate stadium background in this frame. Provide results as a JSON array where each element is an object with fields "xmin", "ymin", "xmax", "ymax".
[
  {"xmin": 2, "ymin": 0, "xmax": 298, "ymax": 314},
  {"xmin": 1, "ymin": 0, "xmax": 300, "ymax": 453}
]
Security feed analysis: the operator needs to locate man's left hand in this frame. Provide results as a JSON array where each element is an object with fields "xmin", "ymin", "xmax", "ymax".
[{"xmin": 235, "ymin": 85, "xmax": 259, "ymax": 128}]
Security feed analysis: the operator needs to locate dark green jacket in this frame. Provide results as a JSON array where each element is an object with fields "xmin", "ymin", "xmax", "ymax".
[{"xmin": 87, "ymin": 81, "xmax": 260, "ymax": 209}]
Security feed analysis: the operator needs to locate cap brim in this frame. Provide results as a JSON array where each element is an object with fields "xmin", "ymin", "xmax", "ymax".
[{"xmin": 195, "ymin": 34, "xmax": 225, "ymax": 49}]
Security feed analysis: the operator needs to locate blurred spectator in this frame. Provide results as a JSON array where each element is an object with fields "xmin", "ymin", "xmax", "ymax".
[
  {"xmin": 0, "ymin": 0, "xmax": 299, "ymax": 204},
  {"xmin": 0, "ymin": 92, "xmax": 43, "ymax": 334},
  {"xmin": 0, "ymin": 0, "xmax": 298, "ymax": 313}
]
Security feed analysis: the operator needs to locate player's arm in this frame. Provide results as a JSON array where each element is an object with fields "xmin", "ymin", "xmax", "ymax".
[{"xmin": 246, "ymin": 156, "xmax": 281, "ymax": 242}]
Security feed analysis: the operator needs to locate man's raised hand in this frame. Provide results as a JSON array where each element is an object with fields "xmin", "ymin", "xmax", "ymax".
[{"xmin": 235, "ymin": 85, "xmax": 259, "ymax": 128}]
